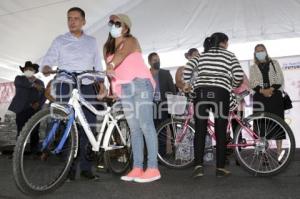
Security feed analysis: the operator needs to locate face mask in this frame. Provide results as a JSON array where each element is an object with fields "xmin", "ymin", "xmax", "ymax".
[
  {"xmin": 110, "ymin": 25, "xmax": 122, "ymax": 38},
  {"xmin": 24, "ymin": 70, "xmax": 35, "ymax": 77},
  {"xmin": 256, "ymin": 51, "xmax": 267, "ymax": 61},
  {"xmin": 152, "ymin": 62, "xmax": 160, "ymax": 70}
]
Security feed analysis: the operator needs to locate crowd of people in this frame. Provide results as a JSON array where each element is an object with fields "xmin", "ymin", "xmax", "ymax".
[{"xmin": 7, "ymin": 7, "xmax": 287, "ymax": 183}]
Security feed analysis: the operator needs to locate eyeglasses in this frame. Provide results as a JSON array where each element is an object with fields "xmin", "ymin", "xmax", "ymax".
[{"xmin": 108, "ymin": 20, "xmax": 122, "ymax": 28}]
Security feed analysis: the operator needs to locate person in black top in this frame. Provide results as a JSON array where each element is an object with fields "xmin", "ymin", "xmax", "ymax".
[
  {"xmin": 148, "ymin": 52, "xmax": 176, "ymax": 156},
  {"xmin": 8, "ymin": 61, "xmax": 46, "ymax": 153},
  {"xmin": 249, "ymin": 44, "xmax": 285, "ymax": 160}
]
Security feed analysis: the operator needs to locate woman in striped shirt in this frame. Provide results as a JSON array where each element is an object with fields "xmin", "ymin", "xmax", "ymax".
[{"xmin": 183, "ymin": 32, "xmax": 244, "ymax": 177}]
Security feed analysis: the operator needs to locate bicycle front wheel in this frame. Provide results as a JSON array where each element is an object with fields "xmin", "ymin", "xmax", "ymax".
[
  {"xmin": 234, "ymin": 112, "xmax": 295, "ymax": 176},
  {"xmin": 13, "ymin": 107, "xmax": 78, "ymax": 195},
  {"xmin": 157, "ymin": 118, "xmax": 195, "ymax": 169},
  {"xmin": 104, "ymin": 118, "xmax": 132, "ymax": 175}
]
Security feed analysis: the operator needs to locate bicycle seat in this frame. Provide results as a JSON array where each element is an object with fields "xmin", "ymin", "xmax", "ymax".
[{"xmin": 237, "ymin": 90, "xmax": 250, "ymax": 98}]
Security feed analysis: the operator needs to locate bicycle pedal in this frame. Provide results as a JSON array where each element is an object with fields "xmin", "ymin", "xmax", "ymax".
[
  {"xmin": 117, "ymin": 156, "xmax": 127, "ymax": 163},
  {"xmin": 278, "ymin": 150, "xmax": 285, "ymax": 162},
  {"xmin": 105, "ymin": 146, "xmax": 124, "ymax": 151}
]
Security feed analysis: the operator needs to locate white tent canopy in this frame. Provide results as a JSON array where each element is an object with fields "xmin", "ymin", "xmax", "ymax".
[{"xmin": 1, "ymin": 0, "xmax": 300, "ymax": 82}]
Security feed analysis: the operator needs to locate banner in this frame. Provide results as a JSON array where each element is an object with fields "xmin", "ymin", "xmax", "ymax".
[
  {"xmin": 277, "ymin": 56, "xmax": 300, "ymax": 147},
  {"xmin": 277, "ymin": 56, "xmax": 300, "ymax": 101},
  {"xmin": 0, "ymin": 82, "xmax": 15, "ymax": 120}
]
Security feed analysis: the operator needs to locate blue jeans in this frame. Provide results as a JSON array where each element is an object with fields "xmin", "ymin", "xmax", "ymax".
[{"xmin": 121, "ymin": 78, "xmax": 158, "ymax": 168}]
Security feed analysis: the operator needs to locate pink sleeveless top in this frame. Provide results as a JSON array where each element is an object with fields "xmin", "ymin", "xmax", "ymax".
[{"xmin": 107, "ymin": 52, "xmax": 156, "ymax": 97}]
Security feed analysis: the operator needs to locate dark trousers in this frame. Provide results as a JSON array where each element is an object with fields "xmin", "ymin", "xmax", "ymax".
[
  {"xmin": 153, "ymin": 101, "xmax": 170, "ymax": 156},
  {"xmin": 56, "ymin": 82, "xmax": 98, "ymax": 172},
  {"xmin": 231, "ymin": 110, "xmax": 243, "ymax": 133},
  {"xmin": 193, "ymin": 86, "xmax": 230, "ymax": 168},
  {"xmin": 16, "ymin": 108, "xmax": 39, "ymax": 152},
  {"xmin": 253, "ymin": 90, "xmax": 285, "ymax": 140}
]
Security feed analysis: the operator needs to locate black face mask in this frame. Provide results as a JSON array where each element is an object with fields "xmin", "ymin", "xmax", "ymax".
[{"xmin": 152, "ymin": 62, "xmax": 160, "ymax": 70}]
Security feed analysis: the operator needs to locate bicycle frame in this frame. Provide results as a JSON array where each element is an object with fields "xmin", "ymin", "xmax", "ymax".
[
  {"xmin": 174, "ymin": 101, "xmax": 194, "ymax": 143},
  {"xmin": 43, "ymin": 88, "xmax": 127, "ymax": 154},
  {"xmin": 207, "ymin": 111, "xmax": 259, "ymax": 148},
  {"xmin": 175, "ymin": 101, "xmax": 260, "ymax": 149}
]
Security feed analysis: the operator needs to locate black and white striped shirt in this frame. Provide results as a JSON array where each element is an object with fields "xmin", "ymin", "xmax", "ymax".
[{"xmin": 183, "ymin": 47, "xmax": 244, "ymax": 92}]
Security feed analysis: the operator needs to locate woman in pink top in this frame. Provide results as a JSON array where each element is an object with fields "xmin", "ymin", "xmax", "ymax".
[{"xmin": 103, "ymin": 14, "xmax": 161, "ymax": 183}]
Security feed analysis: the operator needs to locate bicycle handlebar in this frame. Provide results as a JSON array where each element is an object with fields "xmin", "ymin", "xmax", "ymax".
[
  {"xmin": 49, "ymin": 69, "xmax": 107, "ymax": 84},
  {"xmin": 53, "ymin": 69, "xmax": 106, "ymax": 77},
  {"xmin": 177, "ymin": 91, "xmax": 197, "ymax": 100}
]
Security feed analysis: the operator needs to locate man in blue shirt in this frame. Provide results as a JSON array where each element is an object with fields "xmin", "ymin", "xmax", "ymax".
[{"xmin": 41, "ymin": 7, "xmax": 104, "ymax": 181}]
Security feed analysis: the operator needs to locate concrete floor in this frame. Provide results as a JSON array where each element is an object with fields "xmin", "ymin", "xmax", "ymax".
[{"xmin": 0, "ymin": 152, "xmax": 299, "ymax": 199}]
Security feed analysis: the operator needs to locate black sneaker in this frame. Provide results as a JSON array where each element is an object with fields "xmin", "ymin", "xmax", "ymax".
[
  {"xmin": 216, "ymin": 168, "xmax": 231, "ymax": 177},
  {"xmin": 66, "ymin": 169, "xmax": 76, "ymax": 182},
  {"xmin": 80, "ymin": 170, "xmax": 99, "ymax": 180},
  {"xmin": 193, "ymin": 165, "xmax": 204, "ymax": 178},
  {"xmin": 96, "ymin": 152, "xmax": 108, "ymax": 172}
]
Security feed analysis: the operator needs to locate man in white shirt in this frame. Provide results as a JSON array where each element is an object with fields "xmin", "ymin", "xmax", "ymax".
[{"xmin": 41, "ymin": 7, "xmax": 103, "ymax": 181}]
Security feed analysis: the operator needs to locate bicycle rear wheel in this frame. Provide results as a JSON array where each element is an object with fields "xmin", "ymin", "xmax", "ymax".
[
  {"xmin": 104, "ymin": 118, "xmax": 132, "ymax": 175},
  {"xmin": 234, "ymin": 112, "xmax": 295, "ymax": 176},
  {"xmin": 13, "ymin": 107, "xmax": 78, "ymax": 195},
  {"xmin": 157, "ymin": 118, "xmax": 195, "ymax": 169}
]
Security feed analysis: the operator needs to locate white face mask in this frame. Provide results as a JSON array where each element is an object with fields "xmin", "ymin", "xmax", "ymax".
[
  {"xmin": 24, "ymin": 70, "xmax": 35, "ymax": 77},
  {"xmin": 255, "ymin": 51, "xmax": 267, "ymax": 61},
  {"xmin": 110, "ymin": 25, "xmax": 122, "ymax": 38}
]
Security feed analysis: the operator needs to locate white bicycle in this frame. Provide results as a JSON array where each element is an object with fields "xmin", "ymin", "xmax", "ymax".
[{"xmin": 12, "ymin": 70, "xmax": 132, "ymax": 195}]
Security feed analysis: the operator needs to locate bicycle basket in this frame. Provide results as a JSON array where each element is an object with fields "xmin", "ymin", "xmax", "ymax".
[{"xmin": 166, "ymin": 94, "xmax": 187, "ymax": 115}]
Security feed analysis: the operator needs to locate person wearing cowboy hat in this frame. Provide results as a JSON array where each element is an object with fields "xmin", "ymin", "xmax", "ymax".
[{"xmin": 8, "ymin": 61, "xmax": 46, "ymax": 154}]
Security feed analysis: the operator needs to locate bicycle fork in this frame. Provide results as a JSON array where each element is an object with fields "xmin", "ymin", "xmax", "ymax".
[{"xmin": 41, "ymin": 108, "xmax": 75, "ymax": 154}]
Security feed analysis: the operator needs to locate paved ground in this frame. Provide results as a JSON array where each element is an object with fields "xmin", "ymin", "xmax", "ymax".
[
  {"xmin": 0, "ymin": 113, "xmax": 17, "ymax": 150},
  {"xmin": 0, "ymin": 152, "xmax": 299, "ymax": 199},
  {"xmin": 1, "ymin": 115, "xmax": 300, "ymax": 199}
]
